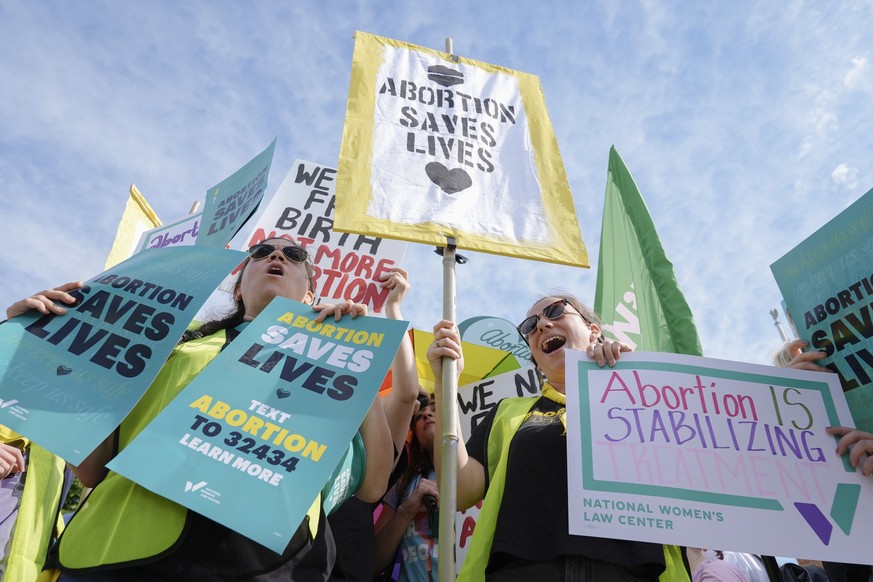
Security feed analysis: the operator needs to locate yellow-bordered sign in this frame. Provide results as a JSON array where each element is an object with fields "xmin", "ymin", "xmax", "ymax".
[{"xmin": 336, "ymin": 31, "xmax": 588, "ymax": 267}]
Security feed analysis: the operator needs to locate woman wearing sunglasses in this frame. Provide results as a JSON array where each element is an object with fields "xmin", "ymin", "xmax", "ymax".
[
  {"xmin": 427, "ymin": 294, "xmax": 670, "ymax": 582},
  {"xmin": 14, "ymin": 238, "xmax": 393, "ymax": 581}
]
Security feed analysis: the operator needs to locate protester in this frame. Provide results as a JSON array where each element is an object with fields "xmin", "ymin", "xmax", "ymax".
[
  {"xmin": 686, "ymin": 549, "xmax": 747, "ymax": 582},
  {"xmin": 13, "ymin": 239, "xmax": 393, "ymax": 580},
  {"xmin": 773, "ymin": 339, "xmax": 831, "ymax": 372},
  {"xmin": 427, "ymin": 293, "xmax": 678, "ymax": 581},
  {"xmin": 1, "ymin": 283, "xmax": 79, "ymax": 581},
  {"xmin": 329, "ymin": 267, "xmax": 420, "ymax": 581},
  {"xmin": 374, "ymin": 391, "xmax": 439, "ymax": 580},
  {"xmin": 720, "ymin": 552, "xmax": 768, "ymax": 582},
  {"xmin": 777, "ymin": 337, "xmax": 872, "ymax": 582},
  {"xmin": 0, "ymin": 431, "xmax": 71, "ymax": 582}
]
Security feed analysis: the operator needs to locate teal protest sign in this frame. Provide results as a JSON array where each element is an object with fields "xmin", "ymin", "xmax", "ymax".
[
  {"xmin": 771, "ymin": 187, "xmax": 873, "ymax": 432},
  {"xmin": 0, "ymin": 247, "xmax": 244, "ymax": 464},
  {"xmin": 565, "ymin": 351, "xmax": 873, "ymax": 564},
  {"xmin": 108, "ymin": 298, "xmax": 407, "ymax": 552},
  {"xmin": 197, "ymin": 139, "xmax": 277, "ymax": 248}
]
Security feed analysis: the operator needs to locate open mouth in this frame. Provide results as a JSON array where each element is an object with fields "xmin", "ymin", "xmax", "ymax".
[
  {"xmin": 267, "ymin": 265, "xmax": 284, "ymax": 275},
  {"xmin": 541, "ymin": 336, "xmax": 567, "ymax": 354}
]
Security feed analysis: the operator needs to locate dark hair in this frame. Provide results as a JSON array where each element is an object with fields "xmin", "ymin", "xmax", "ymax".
[
  {"xmin": 179, "ymin": 269, "xmax": 248, "ymax": 343},
  {"xmin": 395, "ymin": 392, "xmax": 435, "ymax": 500},
  {"xmin": 180, "ymin": 238, "xmax": 315, "ymax": 343}
]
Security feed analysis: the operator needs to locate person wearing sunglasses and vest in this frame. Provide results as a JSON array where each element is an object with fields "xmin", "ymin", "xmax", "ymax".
[
  {"xmin": 11, "ymin": 238, "xmax": 393, "ymax": 581},
  {"xmin": 427, "ymin": 293, "xmax": 687, "ymax": 582}
]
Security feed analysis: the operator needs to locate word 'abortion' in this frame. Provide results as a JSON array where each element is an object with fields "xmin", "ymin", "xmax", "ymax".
[
  {"xmin": 207, "ymin": 167, "xmax": 267, "ymax": 236},
  {"xmin": 379, "ymin": 77, "xmax": 518, "ymax": 174},
  {"xmin": 24, "ymin": 275, "xmax": 191, "ymax": 378},
  {"xmin": 598, "ymin": 371, "xmax": 824, "ymax": 462},
  {"xmin": 803, "ymin": 272, "xmax": 873, "ymax": 390}
]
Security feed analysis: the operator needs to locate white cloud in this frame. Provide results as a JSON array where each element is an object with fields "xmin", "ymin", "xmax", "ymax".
[
  {"xmin": 2, "ymin": 0, "xmax": 873, "ymax": 372},
  {"xmin": 844, "ymin": 55, "xmax": 867, "ymax": 88},
  {"xmin": 831, "ymin": 163, "xmax": 859, "ymax": 189}
]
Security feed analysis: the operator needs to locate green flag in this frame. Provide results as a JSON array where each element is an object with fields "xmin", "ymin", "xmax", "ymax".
[{"xmin": 594, "ymin": 146, "xmax": 703, "ymax": 356}]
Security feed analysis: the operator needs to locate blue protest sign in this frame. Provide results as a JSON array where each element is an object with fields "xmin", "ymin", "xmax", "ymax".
[
  {"xmin": 108, "ymin": 297, "xmax": 407, "ymax": 552},
  {"xmin": 0, "ymin": 247, "xmax": 245, "ymax": 464},
  {"xmin": 771, "ymin": 187, "xmax": 873, "ymax": 432},
  {"xmin": 197, "ymin": 139, "xmax": 277, "ymax": 248}
]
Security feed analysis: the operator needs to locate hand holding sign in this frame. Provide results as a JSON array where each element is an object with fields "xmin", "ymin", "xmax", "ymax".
[
  {"xmin": 0, "ymin": 247, "xmax": 245, "ymax": 465},
  {"xmin": 312, "ymin": 301, "xmax": 368, "ymax": 322},
  {"xmin": 827, "ymin": 426, "xmax": 873, "ymax": 475},
  {"xmin": 5, "ymin": 281, "xmax": 83, "ymax": 319}
]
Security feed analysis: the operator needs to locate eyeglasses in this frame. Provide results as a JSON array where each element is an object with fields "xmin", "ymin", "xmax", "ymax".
[
  {"xmin": 414, "ymin": 394, "xmax": 435, "ymax": 422},
  {"xmin": 247, "ymin": 243, "xmax": 309, "ymax": 263},
  {"xmin": 516, "ymin": 298, "xmax": 588, "ymax": 337}
]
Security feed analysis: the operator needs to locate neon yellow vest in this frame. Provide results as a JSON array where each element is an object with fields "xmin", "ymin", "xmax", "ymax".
[
  {"xmin": 56, "ymin": 331, "xmax": 323, "ymax": 570},
  {"xmin": 0, "ymin": 426, "xmax": 67, "ymax": 582},
  {"xmin": 457, "ymin": 396, "xmax": 689, "ymax": 582}
]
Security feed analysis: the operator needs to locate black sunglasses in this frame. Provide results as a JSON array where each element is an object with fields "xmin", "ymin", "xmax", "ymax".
[
  {"xmin": 416, "ymin": 394, "xmax": 432, "ymax": 409},
  {"xmin": 516, "ymin": 298, "xmax": 587, "ymax": 337},
  {"xmin": 247, "ymin": 243, "xmax": 308, "ymax": 263},
  {"xmin": 414, "ymin": 394, "xmax": 435, "ymax": 422}
]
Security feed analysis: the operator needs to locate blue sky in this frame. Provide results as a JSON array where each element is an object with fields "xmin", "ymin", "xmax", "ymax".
[{"xmin": 1, "ymin": 1, "xmax": 871, "ymax": 365}]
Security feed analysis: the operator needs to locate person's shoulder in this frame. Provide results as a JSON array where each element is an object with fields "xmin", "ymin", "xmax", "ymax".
[{"xmin": 694, "ymin": 558, "xmax": 747, "ymax": 582}]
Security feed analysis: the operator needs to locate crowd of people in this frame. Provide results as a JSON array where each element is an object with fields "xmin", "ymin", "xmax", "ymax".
[{"xmin": 1, "ymin": 237, "xmax": 872, "ymax": 581}]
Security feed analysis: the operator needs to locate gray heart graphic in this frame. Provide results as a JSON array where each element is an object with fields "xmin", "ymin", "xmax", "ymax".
[{"xmin": 426, "ymin": 162, "xmax": 472, "ymax": 194}]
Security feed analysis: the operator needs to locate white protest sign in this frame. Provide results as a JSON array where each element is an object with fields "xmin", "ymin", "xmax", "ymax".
[
  {"xmin": 239, "ymin": 160, "xmax": 407, "ymax": 314},
  {"xmin": 566, "ymin": 351, "xmax": 873, "ymax": 564}
]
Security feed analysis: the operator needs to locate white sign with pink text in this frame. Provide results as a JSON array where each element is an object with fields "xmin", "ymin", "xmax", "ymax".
[{"xmin": 566, "ymin": 351, "xmax": 873, "ymax": 564}]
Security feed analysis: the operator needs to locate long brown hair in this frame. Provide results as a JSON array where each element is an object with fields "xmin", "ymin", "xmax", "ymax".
[{"xmin": 395, "ymin": 394, "xmax": 435, "ymax": 499}]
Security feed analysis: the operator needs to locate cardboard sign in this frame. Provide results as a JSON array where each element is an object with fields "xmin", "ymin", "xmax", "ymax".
[{"xmin": 136, "ymin": 213, "xmax": 202, "ymax": 252}]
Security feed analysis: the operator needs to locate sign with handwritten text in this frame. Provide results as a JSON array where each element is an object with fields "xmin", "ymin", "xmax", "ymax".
[
  {"xmin": 566, "ymin": 351, "xmax": 873, "ymax": 564},
  {"xmin": 0, "ymin": 247, "xmax": 244, "ymax": 464},
  {"xmin": 109, "ymin": 297, "xmax": 408, "ymax": 552},
  {"xmin": 136, "ymin": 213, "xmax": 202, "ymax": 252},
  {"xmin": 236, "ymin": 160, "xmax": 407, "ymax": 314}
]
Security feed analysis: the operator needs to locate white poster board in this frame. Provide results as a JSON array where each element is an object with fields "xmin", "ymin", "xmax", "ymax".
[{"xmin": 566, "ymin": 351, "xmax": 873, "ymax": 564}]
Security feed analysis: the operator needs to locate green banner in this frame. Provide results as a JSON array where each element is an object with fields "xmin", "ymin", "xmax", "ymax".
[{"xmin": 594, "ymin": 146, "xmax": 702, "ymax": 356}]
